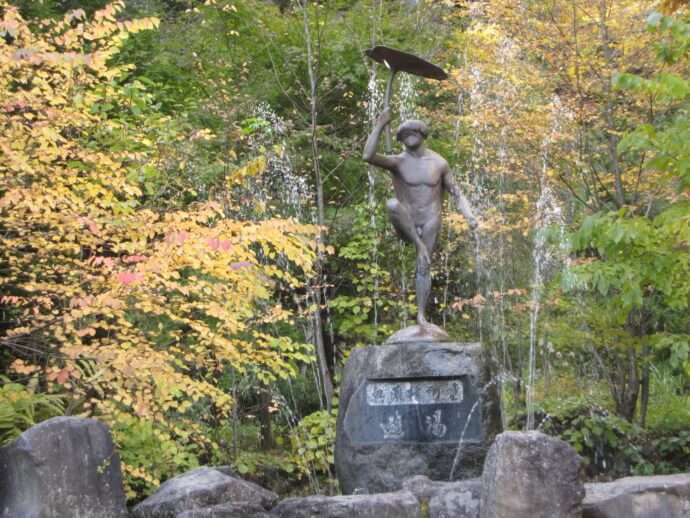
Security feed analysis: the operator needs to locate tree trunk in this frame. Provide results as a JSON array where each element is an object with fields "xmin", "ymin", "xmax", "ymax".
[
  {"xmin": 615, "ymin": 345, "xmax": 639, "ymax": 422},
  {"xmin": 598, "ymin": 0, "xmax": 625, "ymax": 206},
  {"xmin": 231, "ymin": 369, "xmax": 238, "ymax": 461},
  {"xmin": 259, "ymin": 385, "xmax": 274, "ymax": 450},
  {"xmin": 301, "ymin": 0, "xmax": 334, "ymax": 408},
  {"xmin": 639, "ymin": 355, "xmax": 650, "ymax": 428},
  {"xmin": 615, "ymin": 307, "xmax": 654, "ymax": 422}
]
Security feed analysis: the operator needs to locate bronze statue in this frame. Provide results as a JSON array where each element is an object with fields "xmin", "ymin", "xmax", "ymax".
[{"xmin": 363, "ymin": 107, "xmax": 477, "ymax": 342}]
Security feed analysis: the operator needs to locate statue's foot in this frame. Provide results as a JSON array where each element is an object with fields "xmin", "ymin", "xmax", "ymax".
[{"xmin": 386, "ymin": 321, "xmax": 451, "ymax": 344}]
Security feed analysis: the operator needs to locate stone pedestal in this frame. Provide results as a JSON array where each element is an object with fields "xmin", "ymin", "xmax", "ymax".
[{"xmin": 335, "ymin": 342, "xmax": 502, "ymax": 495}]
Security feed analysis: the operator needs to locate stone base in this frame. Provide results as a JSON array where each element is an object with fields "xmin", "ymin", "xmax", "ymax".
[
  {"xmin": 480, "ymin": 431, "xmax": 585, "ymax": 518},
  {"xmin": 386, "ymin": 323, "xmax": 451, "ymax": 344},
  {"xmin": 583, "ymin": 474, "xmax": 690, "ymax": 518},
  {"xmin": 0, "ymin": 417, "xmax": 128, "ymax": 518},
  {"xmin": 335, "ymin": 342, "xmax": 502, "ymax": 495}
]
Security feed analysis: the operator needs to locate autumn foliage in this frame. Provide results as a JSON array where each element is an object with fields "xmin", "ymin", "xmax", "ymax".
[
  {"xmin": 0, "ymin": 2, "xmax": 319, "ymax": 494},
  {"xmin": 0, "ymin": 0, "xmax": 688, "ymax": 499}
]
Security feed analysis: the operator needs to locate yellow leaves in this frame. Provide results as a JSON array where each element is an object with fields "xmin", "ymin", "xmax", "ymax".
[
  {"xmin": 10, "ymin": 359, "xmax": 40, "ymax": 375},
  {"xmin": 121, "ymin": 462, "xmax": 160, "ymax": 489},
  {"xmin": 659, "ymin": 0, "xmax": 687, "ymax": 14},
  {"xmin": 93, "ymin": 2, "xmax": 124, "ymax": 23},
  {"xmin": 113, "ymin": 393, "xmax": 133, "ymax": 407},
  {"xmin": 0, "ymin": 5, "xmax": 322, "ymax": 499},
  {"xmin": 117, "ymin": 18, "xmax": 161, "ymax": 35},
  {"xmin": 226, "ymin": 156, "xmax": 267, "ymax": 187},
  {"xmin": 63, "ymin": 9, "xmax": 86, "ymax": 24},
  {"xmin": 76, "ymin": 327, "xmax": 96, "ymax": 338}
]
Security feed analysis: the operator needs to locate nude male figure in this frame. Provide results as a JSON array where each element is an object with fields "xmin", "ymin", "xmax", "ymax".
[{"xmin": 363, "ymin": 108, "xmax": 478, "ymax": 328}]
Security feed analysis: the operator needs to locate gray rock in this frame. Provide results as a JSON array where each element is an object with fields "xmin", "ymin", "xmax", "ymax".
[
  {"xmin": 177, "ymin": 501, "xmax": 270, "ymax": 518},
  {"xmin": 480, "ymin": 430, "xmax": 585, "ymax": 518},
  {"xmin": 269, "ymin": 490, "xmax": 420, "ymax": 518},
  {"xmin": 132, "ymin": 466, "xmax": 278, "ymax": 518},
  {"xmin": 403, "ymin": 475, "xmax": 481, "ymax": 518},
  {"xmin": 583, "ymin": 473, "xmax": 690, "ymax": 518},
  {"xmin": 335, "ymin": 342, "xmax": 502, "ymax": 494},
  {"xmin": 0, "ymin": 416, "xmax": 128, "ymax": 518}
]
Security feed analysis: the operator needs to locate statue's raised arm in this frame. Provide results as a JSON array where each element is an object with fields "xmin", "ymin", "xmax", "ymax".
[{"xmin": 362, "ymin": 108, "xmax": 400, "ymax": 172}]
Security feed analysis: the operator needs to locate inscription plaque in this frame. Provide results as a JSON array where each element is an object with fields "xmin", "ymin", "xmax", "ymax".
[{"xmin": 343, "ymin": 376, "xmax": 481, "ymax": 445}]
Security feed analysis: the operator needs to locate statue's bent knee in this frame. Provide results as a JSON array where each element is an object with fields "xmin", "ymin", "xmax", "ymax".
[{"xmin": 385, "ymin": 198, "xmax": 400, "ymax": 213}]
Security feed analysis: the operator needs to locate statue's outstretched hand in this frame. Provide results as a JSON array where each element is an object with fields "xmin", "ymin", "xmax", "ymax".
[{"xmin": 377, "ymin": 107, "xmax": 392, "ymax": 128}]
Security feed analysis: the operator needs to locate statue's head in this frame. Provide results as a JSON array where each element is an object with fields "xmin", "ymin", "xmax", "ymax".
[{"xmin": 396, "ymin": 120, "xmax": 429, "ymax": 142}]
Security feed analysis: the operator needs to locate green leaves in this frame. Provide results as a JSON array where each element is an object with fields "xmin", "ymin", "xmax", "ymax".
[
  {"xmin": 612, "ymin": 72, "xmax": 689, "ymax": 99},
  {"xmin": 613, "ymin": 15, "xmax": 690, "ymax": 194},
  {"xmin": 570, "ymin": 207, "xmax": 688, "ymax": 317},
  {"xmin": 289, "ymin": 409, "xmax": 337, "ymax": 485},
  {"xmin": 646, "ymin": 12, "xmax": 690, "ymax": 65},
  {"xmin": 0, "ymin": 377, "xmax": 65, "ymax": 445},
  {"xmin": 653, "ymin": 334, "xmax": 690, "ymax": 373},
  {"xmin": 571, "ymin": 12, "xmax": 690, "ymax": 319}
]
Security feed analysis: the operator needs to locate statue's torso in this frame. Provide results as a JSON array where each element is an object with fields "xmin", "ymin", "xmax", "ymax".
[{"xmin": 393, "ymin": 150, "xmax": 446, "ymax": 227}]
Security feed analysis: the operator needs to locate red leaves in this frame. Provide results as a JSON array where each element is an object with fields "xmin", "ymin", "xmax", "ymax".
[
  {"xmin": 165, "ymin": 232, "xmax": 188, "ymax": 244},
  {"xmin": 116, "ymin": 272, "xmax": 144, "ymax": 284},
  {"xmin": 47, "ymin": 365, "xmax": 75, "ymax": 384},
  {"xmin": 452, "ymin": 293, "xmax": 487, "ymax": 311},
  {"xmin": 207, "ymin": 238, "xmax": 234, "ymax": 252},
  {"xmin": 123, "ymin": 255, "xmax": 147, "ymax": 263},
  {"xmin": 77, "ymin": 216, "xmax": 100, "ymax": 235},
  {"xmin": 90, "ymin": 256, "xmax": 115, "ymax": 268},
  {"xmin": 56, "ymin": 369, "xmax": 70, "ymax": 383}
]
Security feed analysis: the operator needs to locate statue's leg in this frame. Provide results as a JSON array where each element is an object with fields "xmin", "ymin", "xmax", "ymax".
[
  {"xmin": 415, "ymin": 217, "xmax": 441, "ymax": 327},
  {"xmin": 385, "ymin": 198, "xmax": 430, "ymax": 264}
]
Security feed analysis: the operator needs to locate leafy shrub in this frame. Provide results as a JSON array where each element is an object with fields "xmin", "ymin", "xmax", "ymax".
[
  {"xmin": 289, "ymin": 409, "xmax": 337, "ymax": 492},
  {"xmin": 634, "ymin": 431, "xmax": 690, "ymax": 476},
  {"xmin": 645, "ymin": 365, "xmax": 690, "ymax": 432},
  {"xmin": 0, "ymin": 377, "xmax": 64, "ymax": 445},
  {"xmin": 542, "ymin": 407, "xmax": 644, "ymax": 478},
  {"xmin": 542, "ymin": 401, "xmax": 690, "ymax": 479},
  {"xmin": 110, "ymin": 412, "xmax": 199, "ymax": 501}
]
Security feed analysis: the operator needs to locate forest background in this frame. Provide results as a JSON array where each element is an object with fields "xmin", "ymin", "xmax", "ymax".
[{"xmin": 1, "ymin": 0, "xmax": 688, "ymax": 502}]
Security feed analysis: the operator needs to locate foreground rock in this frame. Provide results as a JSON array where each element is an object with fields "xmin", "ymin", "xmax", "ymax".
[
  {"xmin": 270, "ymin": 490, "xmax": 420, "ymax": 518},
  {"xmin": 583, "ymin": 473, "xmax": 690, "ymax": 518},
  {"xmin": 132, "ymin": 466, "xmax": 278, "ymax": 518},
  {"xmin": 480, "ymin": 430, "xmax": 585, "ymax": 518},
  {"xmin": 177, "ymin": 502, "xmax": 269, "ymax": 518},
  {"xmin": 403, "ymin": 475, "xmax": 481, "ymax": 518},
  {"xmin": 0, "ymin": 416, "xmax": 128, "ymax": 518},
  {"xmin": 335, "ymin": 342, "xmax": 502, "ymax": 494}
]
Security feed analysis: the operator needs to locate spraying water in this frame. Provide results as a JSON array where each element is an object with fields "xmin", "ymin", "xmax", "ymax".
[
  {"xmin": 525, "ymin": 96, "xmax": 569, "ymax": 430},
  {"xmin": 367, "ymin": 68, "xmax": 383, "ymax": 339}
]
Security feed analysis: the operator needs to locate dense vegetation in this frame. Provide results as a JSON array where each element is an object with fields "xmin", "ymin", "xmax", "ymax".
[{"xmin": 1, "ymin": 0, "xmax": 688, "ymax": 501}]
